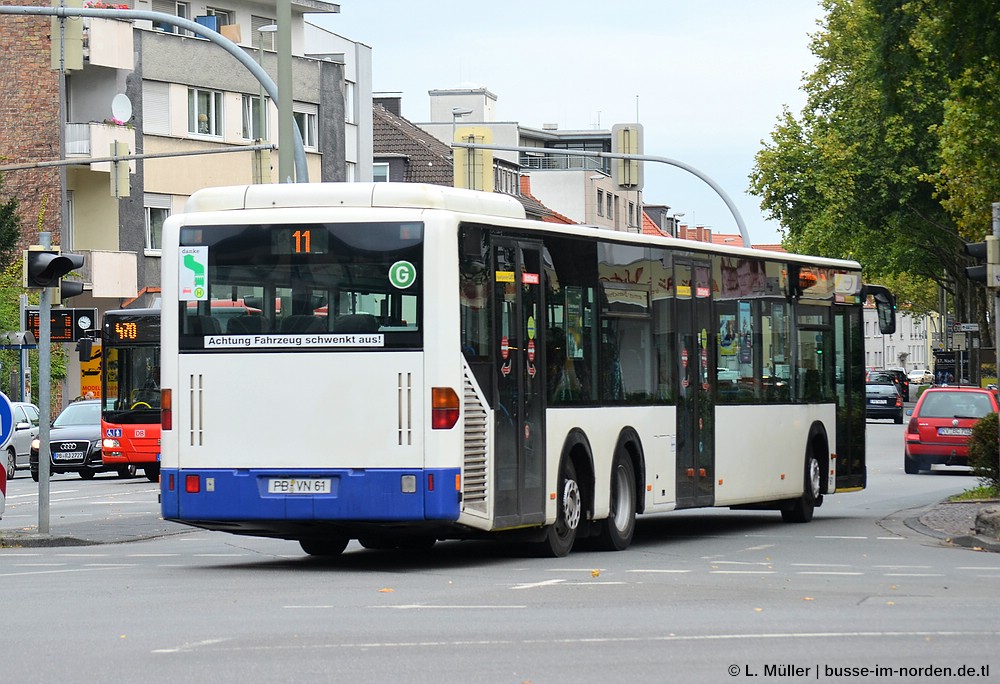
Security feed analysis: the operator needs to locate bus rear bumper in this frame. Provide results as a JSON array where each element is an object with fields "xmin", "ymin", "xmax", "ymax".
[{"xmin": 160, "ymin": 468, "xmax": 461, "ymax": 523}]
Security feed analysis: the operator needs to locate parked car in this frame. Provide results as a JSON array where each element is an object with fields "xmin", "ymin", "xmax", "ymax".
[
  {"xmin": 903, "ymin": 386, "xmax": 1000, "ymax": 474},
  {"xmin": 29, "ymin": 399, "xmax": 127, "ymax": 481},
  {"xmin": 866, "ymin": 382, "xmax": 904, "ymax": 423},
  {"xmin": 908, "ymin": 368, "xmax": 934, "ymax": 385},
  {"xmin": 4, "ymin": 401, "xmax": 40, "ymax": 480}
]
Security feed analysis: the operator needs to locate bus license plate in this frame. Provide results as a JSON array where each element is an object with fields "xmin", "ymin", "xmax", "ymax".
[
  {"xmin": 53, "ymin": 451, "xmax": 84, "ymax": 461},
  {"xmin": 267, "ymin": 478, "xmax": 332, "ymax": 494},
  {"xmin": 938, "ymin": 427, "xmax": 972, "ymax": 436}
]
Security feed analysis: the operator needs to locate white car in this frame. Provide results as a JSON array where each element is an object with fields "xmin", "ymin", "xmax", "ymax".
[
  {"xmin": 907, "ymin": 368, "xmax": 934, "ymax": 385},
  {"xmin": 5, "ymin": 402, "xmax": 41, "ymax": 479}
]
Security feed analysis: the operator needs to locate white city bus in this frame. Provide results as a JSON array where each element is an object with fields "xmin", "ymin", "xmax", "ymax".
[{"xmin": 159, "ymin": 183, "xmax": 896, "ymax": 557}]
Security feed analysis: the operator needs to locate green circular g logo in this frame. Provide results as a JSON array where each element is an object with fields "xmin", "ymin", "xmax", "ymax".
[{"xmin": 389, "ymin": 260, "xmax": 417, "ymax": 289}]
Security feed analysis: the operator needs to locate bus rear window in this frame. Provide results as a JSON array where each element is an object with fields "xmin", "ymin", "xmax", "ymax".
[{"xmin": 177, "ymin": 222, "xmax": 422, "ymax": 351}]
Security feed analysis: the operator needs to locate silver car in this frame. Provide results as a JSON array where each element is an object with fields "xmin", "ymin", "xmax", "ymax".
[{"xmin": 5, "ymin": 402, "xmax": 40, "ymax": 479}]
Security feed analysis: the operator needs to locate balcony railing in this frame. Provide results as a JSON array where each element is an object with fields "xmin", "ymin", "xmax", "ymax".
[
  {"xmin": 65, "ymin": 122, "xmax": 136, "ymax": 172},
  {"xmin": 519, "ymin": 153, "xmax": 608, "ymax": 173}
]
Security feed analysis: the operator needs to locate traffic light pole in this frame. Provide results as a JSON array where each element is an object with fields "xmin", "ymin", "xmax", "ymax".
[{"xmin": 37, "ymin": 233, "xmax": 52, "ymax": 535}]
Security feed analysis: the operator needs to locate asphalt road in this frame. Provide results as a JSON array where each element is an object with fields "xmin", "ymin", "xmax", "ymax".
[{"xmin": 1, "ymin": 423, "xmax": 998, "ymax": 683}]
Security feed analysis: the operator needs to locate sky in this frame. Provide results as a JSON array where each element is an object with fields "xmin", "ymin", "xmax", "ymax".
[{"xmin": 311, "ymin": 1, "xmax": 826, "ymax": 246}]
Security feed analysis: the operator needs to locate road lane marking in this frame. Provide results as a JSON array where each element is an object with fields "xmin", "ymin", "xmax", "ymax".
[{"xmin": 511, "ymin": 579, "xmax": 565, "ymax": 590}]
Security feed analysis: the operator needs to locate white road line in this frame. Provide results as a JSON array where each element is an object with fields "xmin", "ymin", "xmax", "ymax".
[
  {"xmin": 368, "ymin": 604, "xmax": 527, "ymax": 610},
  {"xmin": 815, "ymin": 535, "xmax": 868, "ymax": 540},
  {"xmin": 511, "ymin": 579, "xmax": 565, "ymax": 590},
  {"xmin": 882, "ymin": 573, "xmax": 945, "ymax": 577},
  {"xmin": 710, "ymin": 571, "xmax": 776, "ymax": 575},
  {"xmin": 796, "ymin": 571, "xmax": 864, "ymax": 576},
  {"xmin": 147, "ymin": 630, "xmax": 1000, "ymax": 655},
  {"xmin": 0, "ymin": 567, "xmax": 107, "ymax": 577},
  {"xmin": 874, "ymin": 565, "xmax": 932, "ymax": 569},
  {"xmin": 627, "ymin": 569, "xmax": 691, "ymax": 574},
  {"xmin": 791, "ymin": 563, "xmax": 853, "ymax": 568}
]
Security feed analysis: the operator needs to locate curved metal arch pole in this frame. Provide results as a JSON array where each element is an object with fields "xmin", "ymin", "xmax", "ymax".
[
  {"xmin": 0, "ymin": 5, "xmax": 308, "ymax": 183},
  {"xmin": 453, "ymin": 141, "xmax": 751, "ymax": 247}
]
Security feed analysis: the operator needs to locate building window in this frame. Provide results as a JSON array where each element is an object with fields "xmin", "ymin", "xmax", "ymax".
[
  {"xmin": 152, "ymin": 0, "xmax": 189, "ymax": 33},
  {"xmin": 373, "ymin": 163, "xmax": 389, "ymax": 182},
  {"xmin": 606, "ymin": 193, "xmax": 613, "ymax": 223},
  {"xmin": 206, "ymin": 7, "xmax": 232, "ymax": 25},
  {"xmin": 251, "ymin": 15, "xmax": 276, "ymax": 49},
  {"xmin": 188, "ymin": 88, "xmax": 223, "ymax": 137},
  {"xmin": 293, "ymin": 103, "xmax": 318, "ymax": 149},
  {"xmin": 628, "ymin": 201, "xmax": 635, "ymax": 227},
  {"xmin": 242, "ymin": 94, "xmax": 267, "ymax": 140},
  {"xmin": 344, "ymin": 81, "xmax": 356, "ymax": 124},
  {"xmin": 597, "ymin": 189, "xmax": 604, "ymax": 217},
  {"xmin": 346, "ymin": 162, "xmax": 356, "ymax": 181},
  {"xmin": 145, "ymin": 194, "xmax": 172, "ymax": 252}
]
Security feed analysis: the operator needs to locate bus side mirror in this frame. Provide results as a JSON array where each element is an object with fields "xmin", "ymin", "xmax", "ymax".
[
  {"xmin": 76, "ymin": 337, "xmax": 93, "ymax": 363},
  {"xmin": 862, "ymin": 284, "xmax": 897, "ymax": 335}
]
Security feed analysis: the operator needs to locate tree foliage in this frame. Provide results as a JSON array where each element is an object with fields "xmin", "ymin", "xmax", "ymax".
[
  {"xmin": 0, "ymin": 171, "xmax": 22, "ymax": 269},
  {"xmin": 751, "ymin": 0, "xmax": 1000, "ymax": 340},
  {"xmin": 0, "ymin": 172, "xmax": 65, "ymax": 403}
]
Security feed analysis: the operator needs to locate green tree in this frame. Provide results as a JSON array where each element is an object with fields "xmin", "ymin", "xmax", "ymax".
[
  {"xmin": 0, "ymin": 172, "xmax": 66, "ymax": 404},
  {"xmin": 750, "ymin": 0, "xmax": 999, "ymax": 343},
  {"xmin": 0, "ymin": 170, "xmax": 23, "ymax": 268}
]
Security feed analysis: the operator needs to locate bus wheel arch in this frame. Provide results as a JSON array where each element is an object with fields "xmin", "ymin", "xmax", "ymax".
[
  {"xmin": 782, "ymin": 422, "xmax": 829, "ymax": 523},
  {"xmin": 594, "ymin": 428, "xmax": 643, "ymax": 551}
]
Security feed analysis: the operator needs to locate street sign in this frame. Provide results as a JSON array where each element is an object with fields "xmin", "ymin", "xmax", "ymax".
[
  {"xmin": 958, "ymin": 323, "xmax": 979, "ymax": 332},
  {"xmin": 0, "ymin": 391, "xmax": 13, "ymax": 448},
  {"xmin": 25, "ymin": 307, "xmax": 97, "ymax": 343}
]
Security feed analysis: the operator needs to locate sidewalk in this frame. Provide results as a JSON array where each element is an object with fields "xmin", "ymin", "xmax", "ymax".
[
  {"xmin": 909, "ymin": 499, "xmax": 1000, "ymax": 552},
  {"xmin": 0, "ymin": 510, "xmax": 191, "ymax": 548}
]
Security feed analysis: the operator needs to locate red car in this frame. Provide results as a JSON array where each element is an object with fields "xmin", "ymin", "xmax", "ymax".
[{"xmin": 904, "ymin": 386, "xmax": 1000, "ymax": 474}]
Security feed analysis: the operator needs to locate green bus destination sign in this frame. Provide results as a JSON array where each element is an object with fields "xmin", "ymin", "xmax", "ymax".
[{"xmin": 25, "ymin": 307, "xmax": 97, "ymax": 343}]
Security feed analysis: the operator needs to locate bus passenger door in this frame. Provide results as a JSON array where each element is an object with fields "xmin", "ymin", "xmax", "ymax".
[
  {"xmin": 675, "ymin": 261, "xmax": 715, "ymax": 508},
  {"xmin": 492, "ymin": 238, "xmax": 546, "ymax": 529}
]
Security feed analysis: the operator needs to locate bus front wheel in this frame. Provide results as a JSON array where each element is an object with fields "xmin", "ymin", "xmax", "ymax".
[
  {"xmin": 782, "ymin": 451, "xmax": 820, "ymax": 523},
  {"xmin": 594, "ymin": 450, "xmax": 636, "ymax": 551},
  {"xmin": 539, "ymin": 459, "xmax": 581, "ymax": 557}
]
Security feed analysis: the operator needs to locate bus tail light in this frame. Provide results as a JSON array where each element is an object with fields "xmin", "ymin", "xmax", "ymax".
[
  {"xmin": 185, "ymin": 474, "xmax": 200, "ymax": 493},
  {"xmin": 431, "ymin": 387, "xmax": 460, "ymax": 429},
  {"xmin": 161, "ymin": 388, "xmax": 172, "ymax": 430}
]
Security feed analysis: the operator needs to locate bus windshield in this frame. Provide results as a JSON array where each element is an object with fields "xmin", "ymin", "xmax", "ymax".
[
  {"xmin": 177, "ymin": 221, "xmax": 423, "ymax": 351},
  {"xmin": 105, "ymin": 345, "xmax": 161, "ymax": 421}
]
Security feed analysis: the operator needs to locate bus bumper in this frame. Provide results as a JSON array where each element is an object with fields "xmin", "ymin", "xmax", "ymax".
[{"xmin": 160, "ymin": 468, "xmax": 461, "ymax": 522}]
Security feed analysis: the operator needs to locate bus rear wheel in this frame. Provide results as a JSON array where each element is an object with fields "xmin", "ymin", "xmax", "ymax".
[
  {"xmin": 782, "ymin": 451, "xmax": 820, "ymax": 523},
  {"xmin": 594, "ymin": 451, "xmax": 636, "ymax": 551},
  {"xmin": 538, "ymin": 459, "xmax": 581, "ymax": 557},
  {"xmin": 144, "ymin": 464, "xmax": 160, "ymax": 482},
  {"xmin": 299, "ymin": 537, "xmax": 349, "ymax": 557}
]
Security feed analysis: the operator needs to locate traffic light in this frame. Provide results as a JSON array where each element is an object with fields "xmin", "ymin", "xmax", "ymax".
[
  {"xmin": 965, "ymin": 236, "xmax": 1000, "ymax": 287},
  {"xmin": 56, "ymin": 278, "xmax": 85, "ymax": 304},
  {"xmin": 23, "ymin": 247, "xmax": 85, "ymax": 289}
]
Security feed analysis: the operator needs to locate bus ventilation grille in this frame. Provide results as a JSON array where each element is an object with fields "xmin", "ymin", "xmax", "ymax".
[{"xmin": 462, "ymin": 370, "xmax": 489, "ymax": 513}]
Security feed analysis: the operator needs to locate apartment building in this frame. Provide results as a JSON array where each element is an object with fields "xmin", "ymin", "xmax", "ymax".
[{"xmin": 2, "ymin": 0, "xmax": 372, "ymax": 308}]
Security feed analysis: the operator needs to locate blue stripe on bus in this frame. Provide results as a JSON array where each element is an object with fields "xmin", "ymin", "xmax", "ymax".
[{"xmin": 160, "ymin": 468, "xmax": 461, "ymax": 522}]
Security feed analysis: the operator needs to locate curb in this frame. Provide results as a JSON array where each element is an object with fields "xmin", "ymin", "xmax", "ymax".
[{"xmin": 904, "ymin": 512, "xmax": 1000, "ymax": 553}]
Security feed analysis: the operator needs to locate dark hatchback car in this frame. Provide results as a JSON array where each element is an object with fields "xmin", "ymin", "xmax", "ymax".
[
  {"xmin": 30, "ymin": 399, "xmax": 125, "ymax": 481},
  {"xmin": 903, "ymin": 386, "xmax": 1000, "ymax": 474},
  {"xmin": 866, "ymin": 382, "xmax": 903, "ymax": 423}
]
